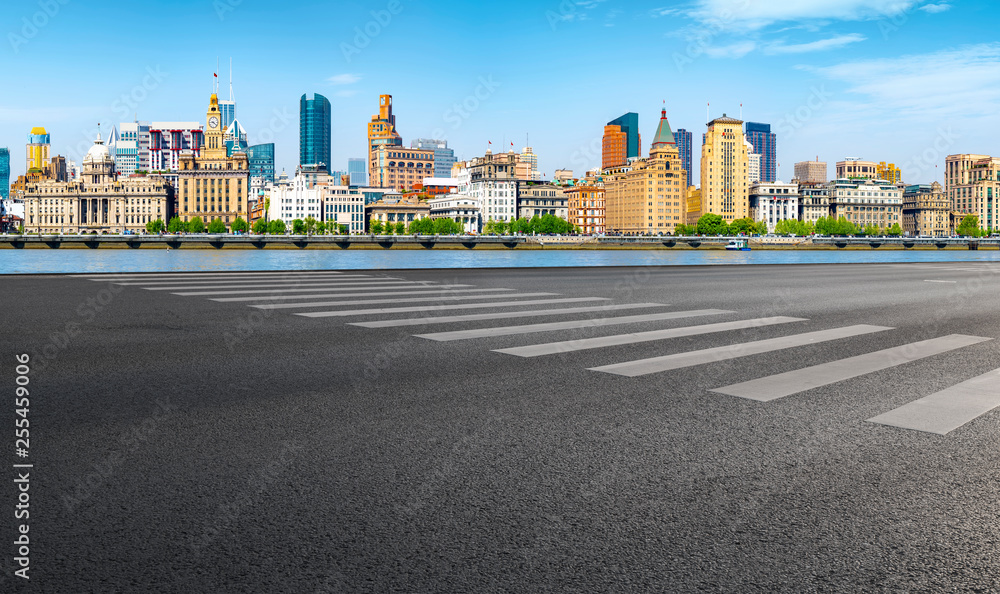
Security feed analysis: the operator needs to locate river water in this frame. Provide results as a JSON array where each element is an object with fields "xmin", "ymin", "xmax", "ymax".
[{"xmin": 2, "ymin": 249, "xmax": 999, "ymax": 274}]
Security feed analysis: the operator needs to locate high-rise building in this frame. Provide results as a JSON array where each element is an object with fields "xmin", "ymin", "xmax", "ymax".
[
  {"xmin": 602, "ymin": 112, "xmax": 640, "ymax": 170},
  {"xmin": 675, "ymin": 128, "xmax": 693, "ymax": 181},
  {"xmin": 366, "ymin": 96, "xmax": 432, "ymax": 191},
  {"xmin": 0, "ymin": 148, "xmax": 9, "ymax": 200},
  {"xmin": 347, "ymin": 158, "xmax": 368, "ymax": 186},
  {"xmin": 744, "ymin": 122, "xmax": 776, "ymax": 182},
  {"xmin": 246, "ymin": 143, "xmax": 275, "ymax": 185},
  {"xmin": 699, "ymin": 114, "xmax": 749, "ymax": 222},
  {"xmin": 519, "ymin": 146, "xmax": 540, "ymax": 180},
  {"xmin": 411, "ymin": 139, "xmax": 456, "ymax": 178},
  {"xmin": 836, "ymin": 159, "xmax": 877, "ymax": 180},
  {"xmin": 300, "ymin": 93, "xmax": 331, "ymax": 172},
  {"xmin": 453, "ymin": 151, "xmax": 519, "ymax": 223},
  {"xmin": 605, "ymin": 106, "xmax": 687, "ymax": 234},
  {"xmin": 945, "ymin": 153, "xmax": 999, "ymax": 232},
  {"xmin": 149, "ymin": 123, "xmax": 203, "ymax": 176},
  {"xmin": 26, "ymin": 127, "xmax": 50, "ymax": 173},
  {"xmin": 746, "ymin": 139, "xmax": 761, "ymax": 184},
  {"xmin": 877, "ymin": 162, "xmax": 902, "ymax": 184},
  {"xmin": 368, "ymin": 94, "xmax": 403, "ymax": 185},
  {"xmin": 225, "ymin": 118, "xmax": 248, "ymax": 156},
  {"xmin": 176, "ymin": 93, "xmax": 250, "ymax": 228},
  {"xmin": 794, "ymin": 159, "xmax": 827, "ymax": 183}
]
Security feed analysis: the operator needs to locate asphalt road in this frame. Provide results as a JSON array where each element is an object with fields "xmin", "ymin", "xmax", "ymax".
[{"xmin": 2, "ymin": 261, "xmax": 1000, "ymax": 593}]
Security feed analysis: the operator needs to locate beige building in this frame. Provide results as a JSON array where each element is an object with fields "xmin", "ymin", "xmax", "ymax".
[
  {"xmin": 517, "ymin": 182, "xmax": 567, "ymax": 220},
  {"xmin": 798, "ymin": 181, "xmax": 831, "ymax": 224},
  {"xmin": 700, "ymin": 114, "xmax": 749, "ymax": 222},
  {"xmin": 902, "ymin": 182, "xmax": 950, "ymax": 237},
  {"xmin": 565, "ymin": 183, "xmax": 605, "ymax": 234},
  {"xmin": 828, "ymin": 178, "xmax": 902, "ymax": 230},
  {"xmin": 176, "ymin": 93, "xmax": 249, "ymax": 227},
  {"xmin": 23, "ymin": 132, "xmax": 173, "ymax": 234},
  {"xmin": 836, "ymin": 159, "xmax": 878, "ymax": 180},
  {"xmin": 945, "ymin": 153, "xmax": 998, "ymax": 232},
  {"xmin": 605, "ymin": 107, "xmax": 687, "ymax": 234},
  {"xmin": 371, "ymin": 145, "xmax": 435, "ymax": 192},
  {"xmin": 365, "ymin": 194, "xmax": 430, "ymax": 230},
  {"xmin": 685, "ymin": 186, "xmax": 702, "ymax": 226},
  {"xmin": 794, "ymin": 159, "xmax": 827, "ymax": 183}
]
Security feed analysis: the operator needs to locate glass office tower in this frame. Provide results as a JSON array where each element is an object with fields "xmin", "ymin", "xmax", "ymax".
[{"xmin": 300, "ymin": 93, "xmax": 331, "ymax": 172}]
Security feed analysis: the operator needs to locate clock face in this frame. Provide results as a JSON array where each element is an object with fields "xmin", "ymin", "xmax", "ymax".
[{"xmin": 209, "ymin": 116, "xmax": 219, "ymax": 129}]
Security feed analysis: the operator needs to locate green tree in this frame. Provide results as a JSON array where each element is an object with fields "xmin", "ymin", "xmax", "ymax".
[
  {"xmin": 291, "ymin": 218, "xmax": 305, "ymax": 234},
  {"xmin": 394, "ymin": 221, "xmax": 405, "ymax": 234},
  {"xmin": 231, "ymin": 216, "xmax": 249, "ymax": 233},
  {"xmin": 728, "ymin": 217, "xmax": 755, "ymax": 236},
  {"xmin": 673, "ymin": 223, "xmax": 692, "ymax": 236},
  {"xmin": 338, "ymin": 224, "xmax": 349, "ymax": 234},
  {"xmin": 316, "ymin": 221, "xmax": 327, "ymax": 235},
  {"xmin": 409, "ymin": 217, "xmax": 433, "ymax": 234},
  {"xmin": 696, "ymin": 213, "xmax": 728, "ymax": 236},
  {"xmin": 304, "ymin": 216, "xmax": 318, "ymax": 235},
  {"xmin": 369, "ymin": 219, "xmax": 384, "ymax": 234},
  {"xmin": 753, "ymin": 220, "xmax": 768, "ymax": 235},
  {"xmin": 956, "ymin": 214, "xmax": 982, "ymax": 237},
  {"xmin": 252, "ymin": 219, "xmax": 268, "ymax": 234},
  {"xmin": 208, "ymin": 218, "xmax": 227, "ymax": 234},
  {"xmin": 433, "ymin": 217, "xmax": 462, "ymax": 235},
  {"xmin": 886, "ymin": 223, "xmax": 903, "ymax": 237},
  {"xmin": 145, "ymin": 219, "xmax": 165, "ymax": 233},
  {"xmin": 861, "ymin": 223, "xmax": 881, "ymax": 237},
  {"xmin": 267, "ymin": 219, "xmax": 286, "ymax": 234},
  {"xmin": 188, "ymin": 216, "xmax": 205, "ymax": 233},
  {"xmin": 167, "ymin": 217, "xmax": 187, "ymax": 233},
  {"xmin": 834, "ymin": 217, "xmax": 857, "ymax": 236}
]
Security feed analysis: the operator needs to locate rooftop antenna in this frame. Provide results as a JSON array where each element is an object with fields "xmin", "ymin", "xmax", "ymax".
[
  {"xmin": 215, "ymin": 57, "xmax": 219, "ymax": 94},
  {"xmin": 707, "ymin": 101, "xmax": 710, "ymax": 123},
  {"xmin": 740, "ymin": 103, "xmax": 743, "ymax": 120},
  {"xmin": 229, "ymin": 57, "xmax": 234, "ymax": 102}
]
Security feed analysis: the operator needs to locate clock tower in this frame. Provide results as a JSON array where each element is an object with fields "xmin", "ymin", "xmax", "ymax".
[
  {"xmin": 176, "ymin": 92, "xmax": 250, "ymax": 229},
  {"xmin": 203, "ymin": 93, "xmax": 226, "ymax": 159}
]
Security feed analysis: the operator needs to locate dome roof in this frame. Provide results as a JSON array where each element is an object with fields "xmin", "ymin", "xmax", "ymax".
[{"xmin": 84, "ymin": 132, "xmax": 111, "ymax": 164}]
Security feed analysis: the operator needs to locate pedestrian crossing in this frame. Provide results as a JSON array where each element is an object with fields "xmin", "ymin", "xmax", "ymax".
[{"xmin": 74, "ymin": 270, "xmax": 1000, "ymax": 437}]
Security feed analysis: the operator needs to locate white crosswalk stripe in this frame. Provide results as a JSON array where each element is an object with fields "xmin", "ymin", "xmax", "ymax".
[
  {"xmin": 172, "ymin": 284, "xmax": 474, "ymax": 296},
  {"xmin": 494, "ymin": 315, "xmax": 795, "ymax": 358},
  {"xmin": 75, "ymin": 271, "xmax": 348, "ymax": 280},
  {"xmin": 867, "ymin": 367, "xmax": 1000, "ymax": 435},
  {"xmin": 211, "ymin": 288, "xmax": 520, "ymax": 303},
  {"xmin": 143, "ymin": 280, "xmax": 423, "ymax": 291},
  {"xmin": 341, "ymin": 301, "xmax": 654, "ymax": 324},
  {"xmin": 589, "ymin": 325, "xmax": 893, "ymax": 377},
  {"xmin": 711, "ymin": 334, "xmax": 992, "ymax": 402},
  {"xmin": 414, "ymin": 311, "xmax": 739, "ymax": 342},
  {"xmin": 112, "ymin": 274, "xmax": 378, "ymax": 285}
]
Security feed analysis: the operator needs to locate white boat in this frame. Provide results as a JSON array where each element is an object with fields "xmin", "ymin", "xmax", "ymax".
[{"xmin": 726, "ymin": 238, "xmax": 750, "ymax": 251}]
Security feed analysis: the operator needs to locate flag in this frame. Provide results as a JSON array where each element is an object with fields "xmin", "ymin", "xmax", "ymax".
[
  {"xmin": 214, "ymin": 73, "xmax": 218, "ymax": 78},
  {"xmin": 488, "ymin": 141, "xmax": 492, "ymax": 145}
]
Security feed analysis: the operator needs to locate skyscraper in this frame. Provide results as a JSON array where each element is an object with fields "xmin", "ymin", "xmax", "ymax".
[
  {"xmin": 219, "ymin": 59, "xmax": 237, "ymax": 131},
  {"xmin": 247, "ymin": 143, "xmax": 275, "ymax": 185},
  {"xmin": 794, "ymin": 159, "xmax": 827, "ymax": 183},
  {"xmin": 0, "ymin": 148, "xmax": 9, "ymax": 200},
  {"xmin": 300, "ymin": 93, "xmax": 331, "ymax": 172},
  {"xmin": 602, "ymin": 112, "xmax": 640, "ymax": 169},
  {"xmin": 700, "ymin": 114, "xmax": 749, "ymax": 222},
  {"xmin": 347, "ymin": 158, "xmax": 368, "ymax": 186},
  {"xmin": 411, "ymin": 138, "xmax": 456, "ymax": 178},
  {"xmin": 744, "ymin": 122, "xmax": 776, "ymax": 182},
  {"xmin": 368, "ymin": 94, "xmax": 403, "ymax": 184},
  {"xmin": 26, "ymin": 127, "xmax": 50, "ymax": 173},
  {"xmin": 367, "ymin": 95, "xmax": 432, "ymax": 190},
  {"xmin": 675, "ymin": 128, "xmax": 693, "ymax": 181}
]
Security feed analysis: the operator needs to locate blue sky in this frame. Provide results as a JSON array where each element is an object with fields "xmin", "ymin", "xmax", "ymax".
[{"xmin": 2, "ymin": 0, "xmax": 996, "ymax": 185}]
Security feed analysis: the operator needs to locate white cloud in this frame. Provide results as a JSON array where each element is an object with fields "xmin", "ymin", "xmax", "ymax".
[
  {"xmin": 816, "ymin": 44, "xmax": 1000, "ymax": 119},
  {"xmin": 918, "ymin": 3, "xmax": 951, "ymax": 13},
  {"xmin": 764, "ymin": 33, "xmax": 866, "ymax": 54},
  {"xmin": 327, "ymin": 73, "xmax": 360, "ymax": 85},
  {"xmin": 689, "ymin": 0, "xmax": 918, "ymax": 30},
  {"xmin": 704, "ymin": 41, "xmax": 757, "ymax": 58}
]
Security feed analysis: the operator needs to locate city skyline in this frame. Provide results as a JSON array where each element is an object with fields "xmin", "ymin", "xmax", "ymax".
[{"xmin": 2, "ymin": 0, "xmax": 996, "ymax": 187}]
